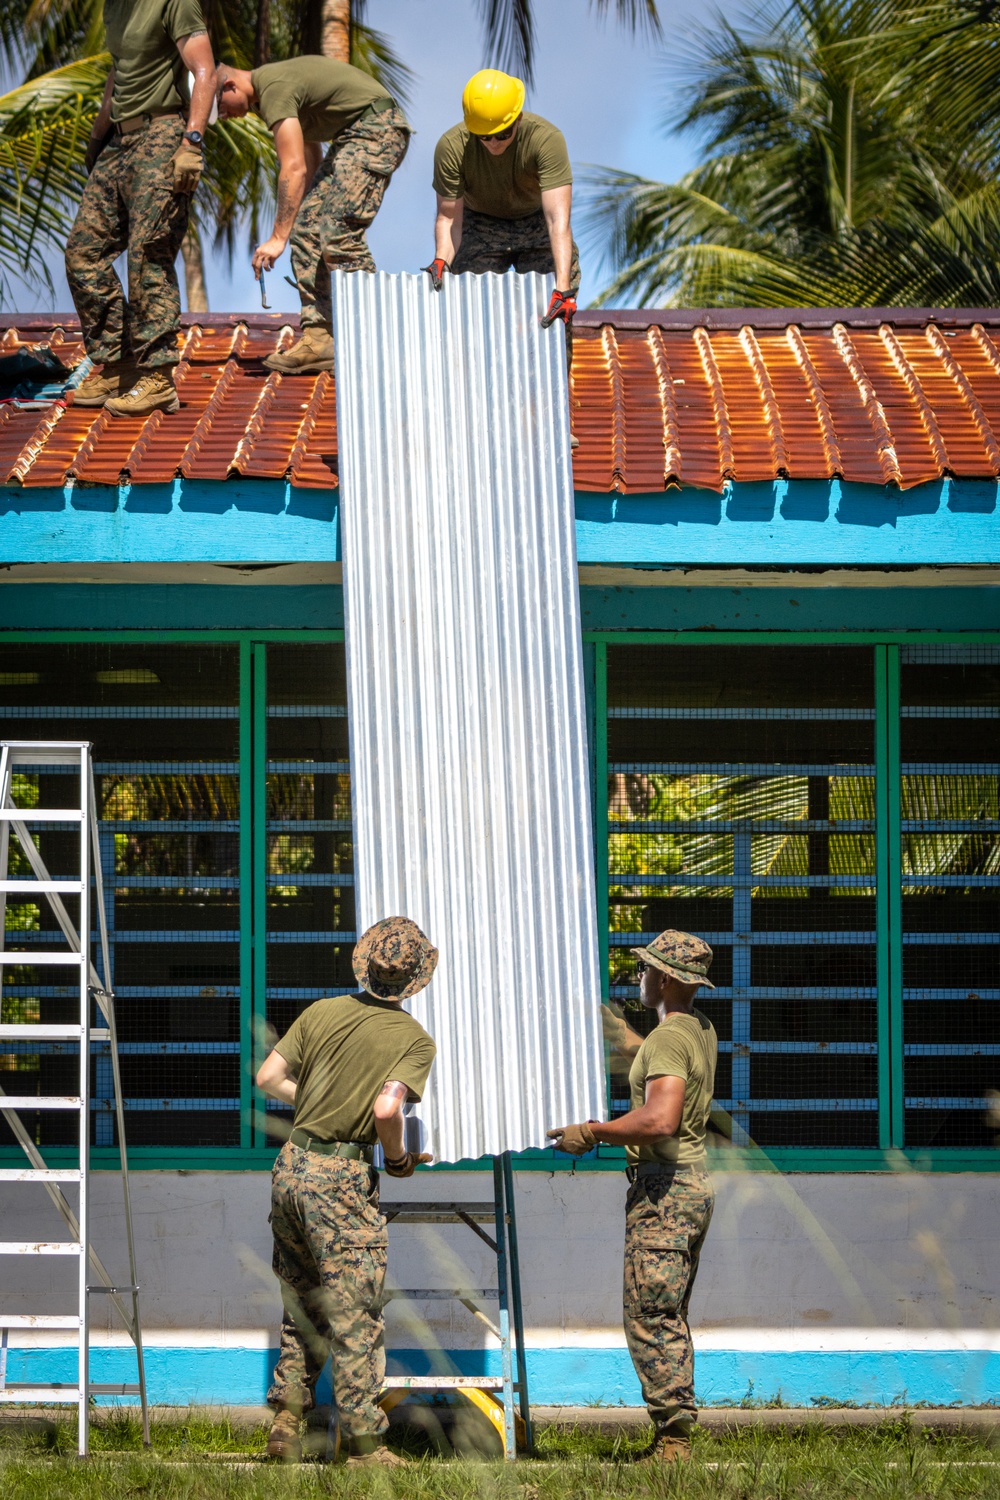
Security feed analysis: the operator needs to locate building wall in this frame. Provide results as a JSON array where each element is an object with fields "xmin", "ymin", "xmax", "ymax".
[{"xmin": 3, "ymin": 1170, "xmax": 998, "ymax": 1408}]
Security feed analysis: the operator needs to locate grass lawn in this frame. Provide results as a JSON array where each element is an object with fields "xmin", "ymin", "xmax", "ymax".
[{"xmin": 1, "ymin": 1413, "xmax": 998, "ymax": 1498}]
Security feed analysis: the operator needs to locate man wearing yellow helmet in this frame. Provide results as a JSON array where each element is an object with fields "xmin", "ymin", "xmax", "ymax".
[{"xmin": 426, "ymin": 69, "xmax": 580, "ymax": 326}]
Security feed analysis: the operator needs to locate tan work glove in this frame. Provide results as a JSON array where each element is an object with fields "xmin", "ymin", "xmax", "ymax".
[
  {"xmin": 546, "ymin": 1122, "xmax": 597, "ymax": 1156},
  {"xmin": 170, "ymin": 141, "xmax": 203, "ymax": 194},
  {"xmin": 383, "ymin": 1150, "xmax": 432, "ymax": 1178}
]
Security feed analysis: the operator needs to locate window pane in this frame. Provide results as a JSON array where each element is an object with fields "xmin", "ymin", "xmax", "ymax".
[
  {"xmin": 607, "ymin": 645, "xmax": 878, "ymax": 1149},
  {"xmin": 0, "ymin": 643, "xmax": 241, "ymax": 1149},
  {"xmin": 899, "ymin": 645, "xmax": 1000, "ymax": 1149}
]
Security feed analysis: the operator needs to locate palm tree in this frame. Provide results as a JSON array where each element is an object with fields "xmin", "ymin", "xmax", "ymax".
[
  {"xmin": 584, "ymin": 0, "xmax": 1000, "ymax": 307},
  {"xmin": 0, "ymin": 0, "xmax": 662, "ymax": 310}
]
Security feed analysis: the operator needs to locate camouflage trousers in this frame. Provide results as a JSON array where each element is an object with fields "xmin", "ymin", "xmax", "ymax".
[
  {"xmin": 452, "ymin": 207, "xmax": 581, "ymax": 291},
  {"xmin": 65, "ymin": 116, "xmax": 188, "ymax": 370},
  {"xmin": 293, "ymin": 104, "xmax": 410, "ymax": 330},
  {"xmin": 623, "ymin": 1166, "xmax": 714, "ymax": 1437},
  {"xmin": 267, "ymin": 1142, "xmax": 388, "ymax": 1446}
]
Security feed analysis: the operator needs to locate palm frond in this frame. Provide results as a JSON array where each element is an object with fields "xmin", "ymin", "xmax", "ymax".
[
  {"xmin": 350, "ymin": 20, "xmax": 416, "ymax": 110},
  {"xmin": 474, "ymin": 0, "xmax": 534, "ymax": 84}
]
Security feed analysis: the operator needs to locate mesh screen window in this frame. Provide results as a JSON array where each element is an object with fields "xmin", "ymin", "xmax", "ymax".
[
  {"xmin": 899, "ymin": 645, "xmax": 999, "ymax": 1149},
  {"xmin": 0, "ymin": 643, "xmax": 241, "ymax": 1149},
  {"xmin": 607, "ymin": 645, "xmax": 879, "ymax": 1150}
]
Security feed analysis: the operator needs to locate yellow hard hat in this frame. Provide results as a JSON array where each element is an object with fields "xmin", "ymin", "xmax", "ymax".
[{"xmin": 462, "ymin": 69, "xmax": 525, "ymax": 135}]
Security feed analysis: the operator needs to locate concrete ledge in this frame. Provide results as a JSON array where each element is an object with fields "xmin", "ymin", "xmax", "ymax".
[{"xmin": 534, "ymin": 1405, "xmax": 1000, "ymax": 1437}]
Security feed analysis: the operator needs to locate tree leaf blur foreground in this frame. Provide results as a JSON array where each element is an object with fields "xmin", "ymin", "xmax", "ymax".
[{"xmin": 584, "ymin": 0, "xmax": 1000, "ymax": 308}]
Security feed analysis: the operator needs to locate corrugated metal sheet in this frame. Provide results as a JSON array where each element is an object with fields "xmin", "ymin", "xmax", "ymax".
[
  {"xmin": 6, "ymin": 307, "xmax": 1000, "ymax": 492},
  {"xmin": 331, "ymin": 270, "xmax": 605, "ymax": 1163}
]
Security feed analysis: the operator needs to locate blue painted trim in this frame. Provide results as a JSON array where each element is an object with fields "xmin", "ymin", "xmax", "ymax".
[
  {"xmin": 2, "ymin": 477, "xmax": 998, "ymax": 565},
  {"xmin": 7, "ymin": 1345, "xmax": 998, "ymax": 1409},
  {"xmin": 575, "ymin": 479, "xmax": 1000, "ymax": 565}
]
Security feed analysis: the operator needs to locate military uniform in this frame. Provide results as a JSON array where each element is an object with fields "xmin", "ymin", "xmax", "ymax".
[
  {"xmin": 624, "ymin": 931, "xmax": 718, "ymax": 1444},
  {"xmin": 251, "ymin": 58, "xmax": 410, "ymax": 330},
  {"xmin": 65, "ymin": 0, "xmax": 204, "ymax": 372},
  {"xmin": 265, "ymin": 918, "xmax": 437, "ymax": 1458},
  {"xmin": 433, "ymin": 112, "xmax": 581, "ymax": 291}
]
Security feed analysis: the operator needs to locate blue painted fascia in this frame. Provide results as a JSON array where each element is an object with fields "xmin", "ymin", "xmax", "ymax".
[{"xmin": 1, "ymin": 476, "xmax": 998, "ymax": 565}]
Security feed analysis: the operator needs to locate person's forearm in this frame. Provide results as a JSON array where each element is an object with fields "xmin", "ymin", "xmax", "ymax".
[
  {"xmin": 273, "ymin": 166, "xmax": 307, "ymax": 243},
  {"xmin": 186, "ymin": 58, "xmax": 216, "ymax": 137},
  {"xmin": 93, "ymin": 72, "xmax": 115, "ymax": 138},
  {"xmin": 548, "ymin": 220, "xmax": 573, "ymax": 290},
  {"xmin": 590, "ymin": 1104, "xmax": 676, "ymax": 1147},
  {"xmin": 375, "ymin": 1108, "xmax": 406, "ymax": 1161},
  {"xmin": 434, "ymin": 209, "xmax": 462, "ymax": 262},
  {"xmin": 260, "ymin": 1075, "xmax": 296, "ymax": 1107}
]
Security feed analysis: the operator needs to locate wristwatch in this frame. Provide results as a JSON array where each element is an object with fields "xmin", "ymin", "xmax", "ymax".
[{"xmin": 182, "ymin": 130, "xmax": 204, "ymax": 149}]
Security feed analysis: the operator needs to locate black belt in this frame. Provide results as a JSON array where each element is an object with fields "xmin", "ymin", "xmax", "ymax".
[
  {"xmin": 113, "ymin": 109, "xmax": 183, "ymax": 136},
  {"xmin": 289, "ymin": 1128, "xmax": 374, "ymax": 1162},
  {"xmin": 626, "ymin": 1161, "xmax": 684, "ymax": 1183}
]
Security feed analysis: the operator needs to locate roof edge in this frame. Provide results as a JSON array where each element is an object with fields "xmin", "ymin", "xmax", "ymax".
[{"xmin": 573, "ymin": 305, "xmax": 1000, "ymax": 331}]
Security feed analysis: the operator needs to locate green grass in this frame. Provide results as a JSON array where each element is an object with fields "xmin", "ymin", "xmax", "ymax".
[{"xmin": 0, "ymin": 1414, "xmax": 998, "ymax": 1499}]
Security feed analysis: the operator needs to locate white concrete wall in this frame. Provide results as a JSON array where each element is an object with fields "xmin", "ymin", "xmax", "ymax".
[{"xmin": 2, "ymin": 1169, "xmax": 997, "ymax": 1344}]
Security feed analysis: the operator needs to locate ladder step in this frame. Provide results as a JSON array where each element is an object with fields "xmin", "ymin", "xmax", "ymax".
[
  {"xmin": 0, "ymin": 953, "xmax": 85, "ymax": 966},
  {"xmin": 0, "ymin": 1025, "xmax": 86, "ymax": 1040},
  {"xmin": 382, "ymin": 1377, "xmax": 505, "ymax": 1390},
  {"xmin": 0, "ymin": 1315, "xmax": 82, "ymax": 1329},
  {"xmin": 0, "ymin": 1169, "xmax": 82, "ymax": 1183},
  {"xmin": 385, "ymin": 1289, "xmax": 496, "ymax": 1301},
  {"xmin": 0, "ymin": 1097, "xmax": 83, "ymax": 1110},
  {"xmin": 89, "ymin": 1384, "xmax": 141, "ymax": 1396},
  {"xmin": 0, "ymin": 1387, "xmax": 83, "ymax": 1403},
  {"xmin": 0, "ymin": 1242, "xmax": 82, "ymax": 1255},
  {"xmin": 0, "ymin": 881, "xmax": 85, "ymax": 894},
  {"xmin": 0, "ymin": 809, "xmax": 84, "ymax": 822}
]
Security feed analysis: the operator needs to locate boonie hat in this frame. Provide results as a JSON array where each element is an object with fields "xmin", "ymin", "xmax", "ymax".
[
  {"xmin": 353, "ymin": 916, "xmax": 438, "ymax": 1001},
  {"xmin": 631, "ymin": 928, "xmax": 715, "ymax": 989}
]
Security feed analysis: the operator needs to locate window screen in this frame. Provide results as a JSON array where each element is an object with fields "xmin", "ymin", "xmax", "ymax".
[
  {"xmin": 0, "ymin": 644, "xmax": 240, "ymax": 1149},
  {"xmin": 262, "ymin": 644, "xmax": 354, "ymax": 1141},
  {"xmin": 899, "ymin": 645, "xmax": 999, "ymax": 1148},
  {"xmin": 607, "ymin": 645, "xmax": 878, "ymax": 1149}
]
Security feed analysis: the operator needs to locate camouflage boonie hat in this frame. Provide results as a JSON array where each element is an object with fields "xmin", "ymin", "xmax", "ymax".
[
  {"xmin": 353, "ymin": 917, "xmax": 438, "ymax": 1001},
  {"xmin": 631, "ymin": 928, "xmax": 714, "ymax": 989}
]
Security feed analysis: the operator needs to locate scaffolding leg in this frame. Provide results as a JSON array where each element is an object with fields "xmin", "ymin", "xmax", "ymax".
[
  {"xmin": 492, "ymin": 1157, "xmax": 516, "ymax": 1460},
  {"xmin": 502, "ymin": 1151, "xmax": 532, "ymax": 1453}
]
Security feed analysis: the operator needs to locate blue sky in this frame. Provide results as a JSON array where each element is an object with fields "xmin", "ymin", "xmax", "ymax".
[{"xmin": 6, "ymin": 0, "xmax": 743, "ymax": 316}]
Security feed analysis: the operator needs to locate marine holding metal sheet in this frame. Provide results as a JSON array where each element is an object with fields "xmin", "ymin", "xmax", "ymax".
[
  {"xmin": 65, "ymin": 0, "xmax": 217, "ymax": 418},
  {"xmin": 548, "ymin": 929, "xmax": 719, "ymax": 1467},
  {"xmin": 255, "ymin": 917, "xmax": 438, "ymax": 1468},
  {"xmin": 425, "ymin": 69, "xmax": 580, "ymax": 328},
  {"xmin": 216, "ymin": 56, "xmax": 411, "ymax": 376}
]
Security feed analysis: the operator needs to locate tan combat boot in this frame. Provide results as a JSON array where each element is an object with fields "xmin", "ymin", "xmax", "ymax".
[
  {"xmin": 345, "ymin": 1445, "xmax": 408, "ymax": 1469},
  {"xmin": 263, "ymin": 327, "xmax": 334, "ymax": 374},
  {"xmin": 644, "ymin": 1430, "xmax": 692, "ymax": 1463},
  {"xmin": 104, "ymin": 369, "xmax": 180, "ymax": 418},
  {"xmin": 73, "ymin": 361, "xmax": 138, "ymax": 408},
  {"xmin": 266, "ymin": 1409, "xmax": 302, "ymax": 1462}
]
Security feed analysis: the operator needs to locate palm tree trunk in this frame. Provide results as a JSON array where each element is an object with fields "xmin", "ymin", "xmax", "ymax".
[
  {"xmin": 181, "ymin": 226, "xmax": 209, "ymax": 313},
  {"xmin": 254, "ymin": 0, "xmax": 271, "ymax": 66},
  {"xmin": 321, "ymin": 0, "xmax": 350, "ymax": 61}
]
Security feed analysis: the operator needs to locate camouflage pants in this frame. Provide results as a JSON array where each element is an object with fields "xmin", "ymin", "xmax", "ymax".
[
  {"xmin": 623, "ymin": 1167, "xmax": 714, "ymax": 1437},
  {"xmin": 267, "ymin": 1142, "xmax": 388, "ymax": 1447},
  {"xmin": 452, "ymin": 207, "xmax": 581, "ymax": 291},
  {"xmin": 65, "ymin": 116, "xmax": 188, "ymax": 370},
  {"xmin": 293, "ymin": 105, "xmax": 410, "ymax": 330}
]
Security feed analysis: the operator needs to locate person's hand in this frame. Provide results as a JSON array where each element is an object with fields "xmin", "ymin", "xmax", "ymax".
[
  {"xmin": 85, "ymin": 128, "xmax": 112, "ymax": 176},
  {"xmin": 383, "ymin": 1150, "xmax": 433, "ymax": 1178},
  {"xmin": 601, "ymin": 1003, "xmax": 628, "ymax": 1052},
  {"xmin": 253, "ymin": 235, "xmax": 288, "ymax": 276},
  {"xmin": 170, "ymin": 140, "xmax": 203, "ymax": 194},
  {"xmin": 541, "ymin": 289, "xmax": 576, "ymax": 328},
  {"xmin": 422, "ymin": 257, "xmax": 451, "ymax": 290},
  {"xmin": 546, "ymin": 1122, "xmax": 597, "ymax": 1156}
]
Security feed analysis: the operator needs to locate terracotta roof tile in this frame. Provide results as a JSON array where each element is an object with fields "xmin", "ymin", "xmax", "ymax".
[{"xmin": 3, "ymin": 307, "xmax": 1000, "ymax": 492}]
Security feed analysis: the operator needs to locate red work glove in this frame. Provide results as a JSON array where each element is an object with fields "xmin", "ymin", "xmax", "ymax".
[
  {"xmin": 422, "ymin": 258, "xmax": 451, "ymax": 291},
  {"xmin": 541, "ymin": 289, "xmax": 577, "ymax": 328}
]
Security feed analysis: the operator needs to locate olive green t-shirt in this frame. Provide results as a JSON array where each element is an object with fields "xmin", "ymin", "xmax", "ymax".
[
  {"xmin": 251, "ymin": 57, "xmax": 405, "ymax": 143},
  {"xmin": 627, "ymin": 1008, "xmax": 718, "ymax": 1169},
  {"xmin": 274, "ymin": 992, "xmax": 436, "ymax": 1144},
  {"xmin": 104, "ymin": 0, "xmax": 206, "ymax": 124},
  {"xmin": 432, "ymin": 113, "xmax": 572, "ymax": 219}
]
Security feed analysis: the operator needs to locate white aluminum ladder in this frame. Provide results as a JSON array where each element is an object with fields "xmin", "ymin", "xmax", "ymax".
[{"xmin": 0, "ymin": 740, "xmax": 148, "ymax": 1455}]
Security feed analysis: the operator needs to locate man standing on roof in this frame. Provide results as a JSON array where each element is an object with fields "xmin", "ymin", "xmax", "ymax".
[
  {"xmin": 65, "ymin": 0, "xmax": 217, "ymax": 417},
  {"xmin": 426, "ymin": 69, "xmax": 580, "ymax": 329},
  {"xmin": 256, "ymin": 917, "xmax": 437, "ymax": 1467},
  {"xmin": 547, "ymin": 929, "xmax": 718, "ymax": 1466},
  {"xmin": 216, "ymin": 58, "xmax": 411, "ymax": 374}
]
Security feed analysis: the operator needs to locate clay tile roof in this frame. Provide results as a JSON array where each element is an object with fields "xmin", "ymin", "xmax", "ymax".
[{"xmin": 3, "ymin": 307, "xmax": 1000, "ymax": 493}]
